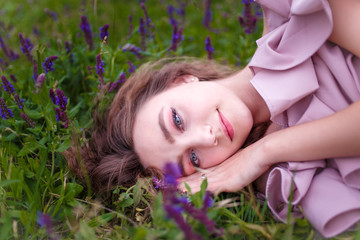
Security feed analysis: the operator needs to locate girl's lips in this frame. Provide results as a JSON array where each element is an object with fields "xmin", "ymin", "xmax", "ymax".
[{"xmin": 217, "ymin": 110, "xmax": 234, "ymax": 141}]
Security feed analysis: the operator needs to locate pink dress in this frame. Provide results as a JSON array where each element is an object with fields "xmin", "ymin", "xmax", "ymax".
[{"xmin": 248, "ymin": 0, "xmax": 360, "ymax": 238}]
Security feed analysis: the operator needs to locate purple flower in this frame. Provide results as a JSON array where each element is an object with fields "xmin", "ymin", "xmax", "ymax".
[
  {"xmin": 20, "ymin": 113, "xmax": 36, "ymax": 128},
  {"xmin": 18, "ymin": 33, "xmax": 34, "ymax": 63},
  {"xmin": 167, "ymin": 4, "xmax": 177, "ymax": 26},
  {"xmin": 37, "ymin": 212, "xmax": 60, "ymax": 240},
  {"xmin": 127, "ymin": 15, "xmax": 133, "ymax": 38},
  {"xmin": 169, "ymin": 24, "xmax": 183, "ymax": 52},
  {"xmin": 95, "ymin": 54, "xmax": 105, "ymax": 86},
  {"xmin": 0, "ymin": 97, "xmax": 13, "ymax": 119},
  {"xmin": 35, "ymin": 73, "xmax": 46, "ymax": 92},
  {"xmin": 79, "ymin": 15, "xmax": 93, "ymax": 49},
  {"xmin": 55, "ymin": 107, "xmax": 69, "ymax": 128},
  {"xmin": 108, "ymin": 72, "xmax": 126, "ymax": 93},
  {"xmin": 44, "ymin": 8, "xmax": 58, "ymax": 21},
  {"xmin": 64, "ymin": 41, "xmax": 73, "ymax": 63},
  {"xmin": 0, "ymin": 58, "xmax": 7, "ymax": 71},
  {"xmin": 202, "ymin": 191, "xmax": 213, "ymax": 211},
  {"xmin": 33, "ymin": 63, "xmax": 38, "ymax": 82},
  {"xmin": 1, "ymin": 75, "xmax": 15, "ymax": 95},
  {"xmin": 14, "ymin": 94, "xmax": 24, "ymax": 109},
  {"xmin": 238, "ymin": 2, "xmax": 258, "ymax": 34},
  {"xmin": 139, "ymin": 18, "xmax": 146, "ymax": 51},
  {"xmin": 42, "ymin": 55, "xmax": 58, "ymax": 73},
  {"xmin": 122, "ymin": 43, "xmax": 141, "ymax": 59},
  {"xmin": 99, "ymin": 24, "xmax": 109, "ymax": 41},
  {"xmin": 49, "ymin": 89, "xmax": 57, "ymax": 105},
  {"xmin": 128, "ymin": 61, "xmax": 136, "ymax": 74},
  {"xmin": 56, "ymin": 89, "xmax": 67, "ymax": 111},
  {"xmin": 164, "ymin": 204, "xmax": 202, "ymax": 240},
  {"xmin": 140, "ymin": 2, "xmax": 153, "ymax": 30},
  {"xmin": 205, "ymin": 36, "xmax": 214, "ymax": 60},
  {"xmin": 0, "ymin": 35, "xmax": 18, "ymax": 61},
  {"xmin": 163, "ymin": 162, "xmax": 182, "ymax": 187},
  {"xmin": 203, "ymin": 0, "xmax": 212, "ymax": 29},
  {"xmin": 10, "ymin": 74, "xmax": 17, "ymax": 83}
]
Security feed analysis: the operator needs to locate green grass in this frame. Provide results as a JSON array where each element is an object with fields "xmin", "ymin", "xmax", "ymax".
[{"xmin": 0, "ymin": 0, "xmax": 359, "ymax": 239}]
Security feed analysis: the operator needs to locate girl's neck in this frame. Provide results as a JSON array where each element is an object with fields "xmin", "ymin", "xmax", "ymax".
[{"xmin": 217, "ymin": 67, "xmax": 270, "ymax": 124}]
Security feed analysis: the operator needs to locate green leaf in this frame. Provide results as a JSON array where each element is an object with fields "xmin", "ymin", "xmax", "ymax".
[
  {"xmin": 68, "ymin": 101, "xmax": 83, "ymax": 118},
  {"xmin": 24, "ymin": 108, "xmax": 43, "ymax": 119},
  {"xmin": 0, "ymin": 179, "xmax": 21, "ymax": 188},
  {"xmin": 57, "ymin": 138, "xmax": 72, "ymax": 152}
]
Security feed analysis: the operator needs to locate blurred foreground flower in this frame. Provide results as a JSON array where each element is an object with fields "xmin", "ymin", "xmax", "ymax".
[
  {"xmin": 37, "ymin": 212, "xmax": 60, "ymax": 240},
  {"xmin": 155, "ymin": 162, "xmax": 223, "ymax": 239}
]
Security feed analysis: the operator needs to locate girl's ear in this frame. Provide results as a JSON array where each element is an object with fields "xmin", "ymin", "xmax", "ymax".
[{"xmin": 171, "ymin": 75, "xmax": 199, "ymax": 85}]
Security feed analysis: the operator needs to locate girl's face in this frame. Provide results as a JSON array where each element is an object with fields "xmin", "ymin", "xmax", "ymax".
[{"xmin": 133, "ymin": 76, "xmax": 253, "ymax": 176}]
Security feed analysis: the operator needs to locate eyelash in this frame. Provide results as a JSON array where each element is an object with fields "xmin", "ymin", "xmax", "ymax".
[
  {"xmin": 171, "ymin": 107, "xmax": 184, "ymax": 131},
  {"xmin": 190, "ymin": 150, "xmax": 200, "ymax": 167}
]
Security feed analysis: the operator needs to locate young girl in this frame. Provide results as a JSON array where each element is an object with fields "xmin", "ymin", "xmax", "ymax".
[{"xmin": 66, "ymin": 0, "xmax": 360, "ymax": 237}]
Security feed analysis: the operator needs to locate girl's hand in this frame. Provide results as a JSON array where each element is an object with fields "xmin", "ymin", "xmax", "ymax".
[{"xmin": 178, "ymin": 139, "xmax": 272, "ymax": 194}]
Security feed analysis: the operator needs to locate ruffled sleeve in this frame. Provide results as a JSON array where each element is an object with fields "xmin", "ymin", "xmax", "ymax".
[
  {"xmin": 249, "ymin": 0, "xmax": 332, "ymax": 126},
  {"xmin": 248, "ymin": 0, "xmax": 360, "ymax": 238}
]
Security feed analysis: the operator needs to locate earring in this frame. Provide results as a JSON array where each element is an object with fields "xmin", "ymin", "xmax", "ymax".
[{"xmin": 190, "ymin": 77, "xmax": 195, "ymax": 82}]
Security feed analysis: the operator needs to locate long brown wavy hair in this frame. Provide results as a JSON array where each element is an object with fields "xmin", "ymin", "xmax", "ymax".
[{"xmin": 64, "ymin": 58, "xmax": 270, "ymax": 193}]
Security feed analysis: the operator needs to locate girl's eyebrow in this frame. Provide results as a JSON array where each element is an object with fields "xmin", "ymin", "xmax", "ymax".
[{"xmin": 159, "ymin": 107, "xmax": 175, "ymax": 144}]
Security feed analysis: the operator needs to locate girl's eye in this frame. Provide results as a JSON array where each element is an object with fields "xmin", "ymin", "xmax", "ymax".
[
  {"xmin": 190, "ymin": 150, "xmax": 200, "ymax": 167},
  {"xmin": 171, "ymin": 107, "xmax": 183, "ymax": 131}
]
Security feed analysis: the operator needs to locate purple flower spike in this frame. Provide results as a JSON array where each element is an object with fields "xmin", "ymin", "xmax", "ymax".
[
  {"xmin": 33, "ymin": 63, "xmax": 38, "ymax": 82},
  {"xmin": 238, "ymin": 2, "xmax": 258, "ymax": 34},
  {"xmin": 35, "ymin": 73, "xmax": 46, "ymax": 92},
  {"xmin": 37, "ymin": 212, "xmax": 60, "ymax": 240},
  {"xmin": 127, "ymin": 15, "xmax": 133, "ymax": 38},
  {"xmin": 0, "ymin": 97, "xmax": 13, "ymax": 119},
  {"xmin": 56, "ymin": 89, "xmax": 67, "ymax": 111},
  {"xmin": 20, "ymin": 113, "xmax": 36, "ymax": 128},
  {"xmin": 14, "ymin": 94, "xmax": 24, "ymax": 109},
  {"xmin": 128, "ymin": 61, "xmax": 136, "ymax": 74},
  {"xmin": 108, "ymin": 72, "xmax": 126, "ymax": 93},
  {"xmin": 55, "ymin": 107, "xmax": 69, "ymax": 128},
  {"xmin": 18, "ymin": 33, "xmax": 34, "ymax": 63},
  {"xmin": 10, "ymin": 74, "xmax": 17, "ymax": 83},
  {"xmin": 99, "ymin": 24, "xmax": 109, "ymax": 41},
  {"xmin": 95, "ymin": 54, "xmax": 105, "ymax": 86},
  {"xmin": 44, "ymin": 8, "xmax": 58, "ymax": 21},
  {"xmin": 140, "ymin": 2, "xmax": 153, "ymax": 30},
  {"xmin": 169, "ymin": 24, "xmax": 183, "ymax": 52},
  {"xmin": 49, "ymin": 89, "xmax": 57, "ymax": 105},
  {"xmin": 163, "ymin": 162, "xmax": 182, "ymax": 186},
  {"xmin": 64, "ymin": 41, "xmax": 74, "ymax": 63},
  {"xmin": 1, "ymin": 75, "xmax": 15, "ymax": 95},
  {"xmin": 122, "ymin": 43, "xmax": 141, "ymax": 59},
  {"xmin": 139, "ymin": 18, "xmax": 146, "ymax": 51},
  {"xmin": 42, "ymin": 55, "xmax": 58, "ymax": 73},
  {"xmin": 167, "ymin": 4, "xmax": 177, "ymax": 26},
  {"xmin": 79, "ymin": 15, "xmax": 93, "ymax": 50},
  {"xmin": 205, "ymin": 36, "xmax": 214, "ymax": 60},
  {"xmin": 203, "ymin": 0, "xmax": 212, "ymax": 29}
]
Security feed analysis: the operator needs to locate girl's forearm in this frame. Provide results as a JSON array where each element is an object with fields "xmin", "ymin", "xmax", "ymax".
[{"xmin": 263, "ymin": 100, "xmax": 360, "ymax": 165}]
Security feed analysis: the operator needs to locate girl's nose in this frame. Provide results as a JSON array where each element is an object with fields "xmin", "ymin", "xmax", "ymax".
[{"xmin": 193, "ymin": 124, "xmax": 217, "ymax": 147}]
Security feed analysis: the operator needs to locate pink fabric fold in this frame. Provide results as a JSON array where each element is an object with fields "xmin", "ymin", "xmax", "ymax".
[{"xmin": 249, "ymin": 0, "xmax": 360, "ymax": 237}]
